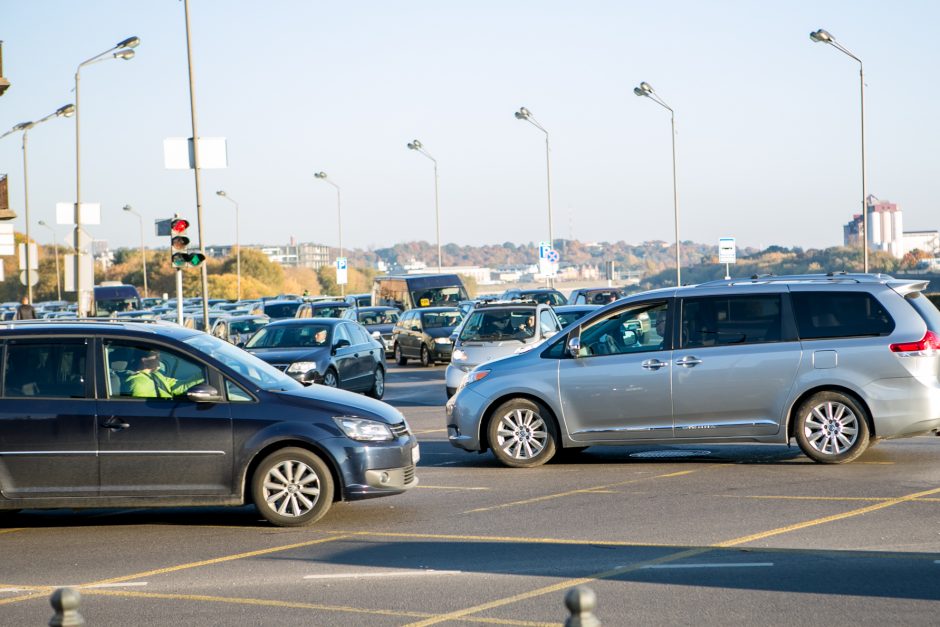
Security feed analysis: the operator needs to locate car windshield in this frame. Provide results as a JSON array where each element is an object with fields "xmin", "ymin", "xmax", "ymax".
[
  {"xmin": 245, "ymin": 324, "xmax": 332, "ymax": 348},
  {"xmin": 421, "ymin": 311, "xmax": 463, "ymax": 329},
  {"xmin": 230, "ymin": 318, "xmax": 269, "ymax": 334},
  {"xmin": 97, "ymin": 297, "xmax": 140, "ymax": 314},
  {"xmin": 358, "ymin": 310, "xmax": 399, "ymax": 325},
  {"xmin": 312, "ymin": 306, "xmax": 348, "ymax": 318},
  {"xmin": 459, "ymin": 309, "xmax": 536, "ymax": 340},
  {"xmin": 521, "ymin": 291, "xmax": 566, "ymax": 306},
  {"xmin": 411, "ymin": 286, "xmax": 463, "ymax": 308},
  {"xmin": 264, "ymin": 302, "xmax": 301, "ymax": 318},
  {"xmin": 182, "ymin": 333, "xmax": 299, "ymax": 391}
]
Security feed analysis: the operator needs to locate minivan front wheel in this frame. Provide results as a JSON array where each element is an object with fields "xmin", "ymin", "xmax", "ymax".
[
  {"xmin": 795, "ymin": 392, "xmax": 870, "ymax": 464},
  {"xmin": 252, "ymin": 448, "xmax": 334, "ymax": 527},
  {"xmin": 488, "ymin": 398, "xmax": 557, "ymax": 468}
]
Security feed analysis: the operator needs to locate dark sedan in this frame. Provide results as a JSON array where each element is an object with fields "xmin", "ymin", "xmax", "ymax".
[
  {"xmin": 245, "ymin": 318, "xmax": 386, "ymax": 398},
  {"xmin": 391, "ymin": 306, "xmax": 463, "ymax": 366},
  {"xmin": 343, "ymin": 306, "xmax": 401, "ymax": 356}
]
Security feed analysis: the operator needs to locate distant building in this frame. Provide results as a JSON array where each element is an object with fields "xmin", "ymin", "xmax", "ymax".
[
  {"xmin": 257, "ymin": 242, "xmax": 331, "ymax": 269},
  {"xmin": 903, "ymin": 230, "xmax": 940, "ymax": 256},
  {"xmin": 842, "ymin": 196, "xmax": 935, "ymax": 260}
]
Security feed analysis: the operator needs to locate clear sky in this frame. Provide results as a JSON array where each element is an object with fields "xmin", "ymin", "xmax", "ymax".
[{"xmin": 1, "ymin": 1, "xmax": 938, "ymax": 256}]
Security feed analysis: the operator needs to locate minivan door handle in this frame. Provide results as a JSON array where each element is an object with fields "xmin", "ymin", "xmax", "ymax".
[
  {"xmin": 676, "ymin": 356, "xmax": 702, "ymax": 367},
  {"xmin": 641, "ymin": 359, "xmax": 668, "ymax": 371},
  {"xmin": 100, "ymin": 416, "xmax": 130, "ymax": 430}
]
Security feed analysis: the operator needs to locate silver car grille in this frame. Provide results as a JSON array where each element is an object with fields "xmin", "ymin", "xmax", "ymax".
[
  {"xmin": 390, "ymin": 422, "xmax": 410, "ymax": 438},
  {"xmin": 403, "ymin": 464, "xmax": 416, "ymax": 485}
]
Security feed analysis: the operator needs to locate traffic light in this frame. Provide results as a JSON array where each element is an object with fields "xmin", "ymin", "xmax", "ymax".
[{"xmin": 168, "ymin": 217, "xmax": 206, "ymax": 268}]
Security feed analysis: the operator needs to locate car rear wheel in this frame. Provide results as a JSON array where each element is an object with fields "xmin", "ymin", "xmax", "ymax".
[
  {"xmin": 395, "ymin": 343, "xmax": 407, "ymax": 366},
  {"xmin": 251, "ymin": 447, "xmax": 334, "ymax": 527},
  {"xmin": 795, "ymin": 391, "xmax": 870, "ymax": 464},
  {"xmin": 420, "ymin": 346, "xmax": 432, "ymax": 367},
  {"xmin": 487, "ymin": 398, "xmax": 557, "ymax": 468},
  {"xmin": 322, "ymin": 368, "xmax": 339, "ymax": 388},
  {"xmin": 367, "ymin": 367, "xmax": 385, "ymax": 399}
]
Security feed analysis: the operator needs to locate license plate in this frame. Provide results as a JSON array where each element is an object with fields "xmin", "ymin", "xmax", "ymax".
[{"xmin": 411, "ymin": 444, "xmax": 421, "ymax": 464}]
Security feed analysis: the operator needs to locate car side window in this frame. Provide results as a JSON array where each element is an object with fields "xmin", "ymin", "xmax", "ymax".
[
  {"xmin": 104, "ymin": 341, "xmax": 208, "ymax": 400},
  {"xmin": 348, "ymin": 323, "xmax": 370, "ymax": 345},
  {"xmin": 225, "ymin": 379, "xmax": 253, "ymax": 402},
  {"xmin": 791, "ymin": 291, "xmax": 895, "ymax": 339},
  {"xmin": 2, "ymin": 340, "xmax": 88, "ymax": 399},
  {"xmin": 680, "ymin": 294, "xmax": 784, "ymax": 349},
  {"xmin": 333, "ymin": 324, "xmax": 352, "ymax": 345},
  {"xmin": 578, "ymin": 302, "xmax": 668, "ymax": 357},
  {"xmin": 539, "ymin": 309, "xmax": 560, "ymax": 333}
]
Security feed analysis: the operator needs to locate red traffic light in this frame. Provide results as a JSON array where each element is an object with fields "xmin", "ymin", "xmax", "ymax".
[{"xmin": 170, "ymin": 218, "xmax": 190, "ymax": 235}]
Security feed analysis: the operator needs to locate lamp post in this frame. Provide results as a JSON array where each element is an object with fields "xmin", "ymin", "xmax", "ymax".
[
  {"xmin": 74, "ymin": 35, "xmax": 139, "ymax": 314},
  {"xmin": 122, "ymin": 205, "xmax": 148, "ymax": 297},
  {"xmin": 37, "ymin": 220, "xmax": 61, "ymax": 301},
  {"xmin": 313, "ymin": 172, "xmax": 344, "ymax": 296},
  {"xmin": 810, "ymin": 28, "xmax": 869, "ymax": 273},
  {"xmin": 406, "ymin": 140, "xmax": 442, "ymax": 273},
  {"xmin": 215, "ymin": 190, "xmax": 241, "ymax": 301},
  {"xmin": 514, "ymin": 107, "xmax": 555, "ymax": 287},
  {"xmin": 634, "ymin": 82, "xmax": 681, "ymax": 285},
  {"xmin": 2, "ymin": 103, "xmax": 75, "ymax": 304}
]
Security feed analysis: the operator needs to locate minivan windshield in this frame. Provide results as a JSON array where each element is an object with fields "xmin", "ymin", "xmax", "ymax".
[
  {"xmin": 412, "ymin": 286, "xmax": 463, "ymax": 308},
  {"xmin": 459, "ymin": 309, "xmax": 536, "ymax": 341},
  {"xmin": 182, "ymin": 333, "xmax": 300, "ymax": 391}
]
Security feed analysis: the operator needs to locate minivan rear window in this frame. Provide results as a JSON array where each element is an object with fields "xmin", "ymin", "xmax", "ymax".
[{"xmin": 791, "ymin": 291, "xmax": 895, "ymax": 339}]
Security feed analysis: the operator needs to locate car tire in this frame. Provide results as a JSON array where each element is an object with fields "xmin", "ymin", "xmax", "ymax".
[
  {"xmin": 395, "ymin": 343, "xmax": 407, "ymax": 366},
  {"xmin": 795, "ymin": 391, "xmax": 870, "ymax": 464},
  {"xmin": 251, "ymin": 447, "xmax": 334, "ymax": 527},
  {"xmin": 420, "ymin": 346, "xmax": 432, "ymax": 367},
  {"xmin": 322, "ymin": 368, "xmax": 339, "ymax": 388},
  {"xmin": 487, "ymin": 398, "xmax": 558, "ymax": 468},
  {"xmin": 367, "ymin": 367, "xmax": 385, "ymax": 399}
]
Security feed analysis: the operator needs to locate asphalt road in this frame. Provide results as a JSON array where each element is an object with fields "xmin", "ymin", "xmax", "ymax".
[{"xmin": 3, "ymin": 363, "xmax": 940, "ymax": 626}]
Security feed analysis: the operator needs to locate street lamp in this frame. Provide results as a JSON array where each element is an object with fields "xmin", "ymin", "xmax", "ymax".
[
  {"xmin": 122, "ymin": 205, "xmax": 148, "ymax": 298},
  {"xmin": 37, "ymin": 220, "xmax": 62, "ymax": 302},
  {"xmin": 514, "ymin": 107, "xmax": 555, "ymax": 287},
  {"xmin": 313, "ymin": 172, "xmax": 344, "ymax": 296},
  {"xmin": 74, "ymin": 35, "xmax": 139, "ymax": 314},
  {"xmin": 1, "ymin": 103, "xmax": 75, "ymax": 304},
  {"xmin": 810, "ymin": 28, "xmax": 869, "ymax": 273},
  {"xmin": 215, "ymin": 190, "xmax": 241, "ymax": 301},
  {"xmin": 634, "ymin": 82, "xmax": 682, "ymax": 286},
  {"xmin": 406, "ymin": 139, "xmax": 442, "ymax": 273}
]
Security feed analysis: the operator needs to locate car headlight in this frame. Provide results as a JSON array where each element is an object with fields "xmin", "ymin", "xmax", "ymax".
[
  {"xmin": 333, "ymin": 416, "xmax": 395, "ymax": 442},
  {"xmin": 287, "ymin": 361, "xmax": 318, "ymax": 374},
  {"xmin": 452, "ymin": 349, "xmax": 468, "ymax": 361},
  {"xmin": 458, "ymin": 368, "xmax": 491, "ymax": 391},
  {"xmin": 434, "ymin": 337, "xmax": 451, "ymax": 345}
]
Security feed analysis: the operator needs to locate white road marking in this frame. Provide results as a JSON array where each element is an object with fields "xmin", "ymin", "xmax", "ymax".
[
  {"xmin": 642, "ymin": 563, "xmax": 774, "ymax": 569},
  {"xmin": 304, "ymin": 569, "xmax": 462, "ymax": 580},
  {"xmin": 82, "ymin": 582, "xmax": 150, "ymax": 589}
]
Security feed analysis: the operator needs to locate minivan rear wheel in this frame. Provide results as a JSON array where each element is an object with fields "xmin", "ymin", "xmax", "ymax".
[
  {"xmin": 252, "ymin": 448, "xmax": 334, "ymax": 527},
  {"xmin": 795, "ymin": 391, "xmax": 870, "ymax": 464},
  {"xmin": 488, "ymin": 398, "xmax": 557, "ymax": 468}
]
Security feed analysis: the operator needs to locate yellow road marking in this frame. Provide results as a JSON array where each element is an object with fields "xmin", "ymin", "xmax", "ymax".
[
  {"xmin": 0, "ymin": 590, "xmax": 52, "ymax": 606},
  {"xmin": 715, "ymin": 486, "xmax": 940, "ymax": 548},
  {"xmin": 338, "ymin": 529, "xmax": 674, "ymax": 547},
  {"xmin": 81, "ymin": 589, "xmax": 555, "ymax": 626},
  {"xmin": 462, "ymin": 467, "xmax": 713, "ymax": 514},
  {"xmin": 83, "ymin": 533, "xmax": 351, "ymax": 586},
  {"xmin": 414, "ymin": 428, "xmax": 447, "ymax": 435},
  {"xmin": 416, "ymin": 485, "xmax": 491, "ymax": 490},
  {"xmin": 0, "ymin": 528, "xmax": 24, "ymax": 535}
]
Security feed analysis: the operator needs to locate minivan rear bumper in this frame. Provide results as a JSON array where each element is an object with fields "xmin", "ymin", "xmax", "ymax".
[{"xmin": 866, "ymin": 376, "xmax": 940, "ymax": 438}]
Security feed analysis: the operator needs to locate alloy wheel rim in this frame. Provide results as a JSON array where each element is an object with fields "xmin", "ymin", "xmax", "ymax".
[
  {"xmin": 495, "ymin": 408, "xmax": 548, "ymax": 459},
  {"xmin": 262, "ymin": 460, "xmax": 321, "ymax": 517},
  {"xmin": 374, "ymin": 370, "xmax": 384, "ymax": 395},
  {"xmin": 324, "ymin": 372, "xmax": 337, "ymax": 387},
  {"xmin": 804, "ymin": 401, "xmax": 859, "ymax": 455}
]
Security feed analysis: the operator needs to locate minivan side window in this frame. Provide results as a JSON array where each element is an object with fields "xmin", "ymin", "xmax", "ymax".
[
  {"xmin": 680, "ymin": 294, "xmax": 783, "ymax": 349},
  {"xmin": 2, "ymin": 340, "xmax": 88, "ymax": 398},
  {"xmin": 791, "ymin": 291, "xmax": 895, "ymax": 339},
  {"xmin": 577, "ymin": 302, "xmax": 668, "ymax": 356}
]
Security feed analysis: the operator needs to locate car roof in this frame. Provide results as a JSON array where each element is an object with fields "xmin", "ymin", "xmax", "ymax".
[
  {"xmin": 0, "ymin": 319, "xmax": 202, "ymax": 340},
  {"xmin": 308, "ymin": 301, "xmax": 349, "ymax": 307},
  {"xmin": 265, "ymin": 317, "xmax": 343, "ymax": 327},
  {"xmin": 554, "ymin": 304, "xmax": 601, "ymax": 312},
  {"xmin": 415, "ymin": 306, "xmax": 462, "ymax": 313}
]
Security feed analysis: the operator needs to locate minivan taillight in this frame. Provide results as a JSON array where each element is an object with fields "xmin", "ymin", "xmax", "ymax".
[{"xmin": 890, "ymin": 330, "xmax": 940, "ymax": 354}]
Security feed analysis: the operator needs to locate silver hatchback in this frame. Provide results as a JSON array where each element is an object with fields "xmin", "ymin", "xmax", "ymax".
[{"xmin": 446, "ymin": 274, "xmax": 940, "ymax": 466}]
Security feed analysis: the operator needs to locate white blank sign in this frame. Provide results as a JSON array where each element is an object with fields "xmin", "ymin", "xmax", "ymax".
[{"xmin": 164, "ymin": 137, "xmax": 228, "ymax": 169}]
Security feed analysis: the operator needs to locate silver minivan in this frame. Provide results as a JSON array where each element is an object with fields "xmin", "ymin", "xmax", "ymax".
[{"xmin": 446, "ymin": 274, "xmax": 940, "ymax": 466}]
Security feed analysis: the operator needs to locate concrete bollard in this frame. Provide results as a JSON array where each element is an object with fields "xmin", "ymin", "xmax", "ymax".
[
  {"xmin": 49, "ymin": 587, "xmax": 85, "ymax": 627},
  {"xmin": 564, "ymin": 585, "xmax": 600, "ymax": 627}
]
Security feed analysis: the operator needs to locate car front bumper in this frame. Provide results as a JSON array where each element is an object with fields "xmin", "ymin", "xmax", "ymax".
[
  {"xmin": 445, "ymin": 386, "xmax": 487, "ymax": 452},
  {"xmin": 330, "ymin": 434, "xmax": 421, "ymax": 500}
]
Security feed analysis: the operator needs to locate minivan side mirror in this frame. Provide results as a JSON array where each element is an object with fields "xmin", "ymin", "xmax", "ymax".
[
  {"xmin": 567, "ymin": 333, "xmax": 582, "ymax": 358},
  {"xmin": 186, "ymin": 383, "xmax": 223, "ymax": 403}
]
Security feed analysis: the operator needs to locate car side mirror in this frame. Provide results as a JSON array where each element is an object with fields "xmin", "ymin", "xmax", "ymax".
[
  {"xmin": 622, "ymin": 329, "xmax": 638, "ymax": 346},
  {"xmin": 333, "ymin": 338, "xmax": 350, "ymax": 354},
  {"xmin": 567, "ymin": 333, "xmax": 582, "ymax": 358},
  {"xmin": 186, "ymin": 383, "xmax": 222, "ymax": 403},
  {"xmin": 449, "ymin": 333, "xmax": 458, "ymax": 343}
]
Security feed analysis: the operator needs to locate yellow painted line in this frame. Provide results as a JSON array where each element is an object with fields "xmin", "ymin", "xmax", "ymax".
[
  {"xmin": 859, "ymin": 461, "xmax": 896, "ymax": 465},
  {"xmin": 81, "ymin": 589, "xmax": 555, "ymax": 626},
  {"xmin": 723, "ymin": 494, "xmax": 890, "ymax": 502},
  {"xmin": 462, "ymin": 467, "xmax": 713, "ymax": 514},
  {"xmin": 715, "ymin": 486, "xmax": 940, "ymax": 548},
  {"xmin": 414, "ymin": 428, "xmax": 447, "ymax": 435},
  {"xmin": 0, "ymin": 590, "xmax": 52, "ymax": 606},
  {"xmin": 338, "ymin": 529, "xmax": 674, "ymax": 548},
  {"xmin": 416, "ymin": 485, "xmax": 491, "ymax": 491},
  {"xmin": 0, "ymin": 528, "xmax": 24, "ymax": 535},
  {"xmin": 83, "ymin": 533, "xmax": 351, "ymax": 586}
]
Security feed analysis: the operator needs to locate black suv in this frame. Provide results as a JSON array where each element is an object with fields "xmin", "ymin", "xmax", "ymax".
[{"xmin": 0, "ymin": 320, "xmax": 418, "ymax": 526}]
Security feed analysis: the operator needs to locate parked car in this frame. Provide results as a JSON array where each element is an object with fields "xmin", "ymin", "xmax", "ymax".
[
  {"xmin": 446, "ymin": 273, "xmax": 940, "ymax": 467},
  {"xmin": 343, "ymin": 306, "xmax": 401, "ymax": 356},
  {"xmin": 0, "ymin": 319, "xmax": 418, "ymax": 526},
  {"xmin": 245, "ymin": 318, "xmax": 386, "ymax": 398},
  {"xmin": 295, "ymin": 301, "xmax": 352, "ymax": 319},
  {"xmin": 392, "ymin": 307, "xmax": 463, "ymax": 366},
  {"xmin": 567, "ymin": 287, "xmax": 628, "ymax": 306},
  {"xmin": 553, "ymin": 304, "xmax": 601, "ymax": 329},
  {"xmin": 211, "ymin": 314, "xmax": 270, "ymax": 345},
  {"xmin": 500, "ymin": 287, "xmax": 568, "ymax": 306},
  {"xmin": 445, "ymin": 301, "xmax": 561, "ymax": 398}
]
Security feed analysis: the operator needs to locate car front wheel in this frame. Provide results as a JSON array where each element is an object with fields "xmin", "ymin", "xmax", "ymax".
[
  {"xmin": 322, "ymin": 368, "xmax": 339, "ymax": 388},
  {"xmin": 487, "ymin": 398, "xmax": 557, "ymax": 468},
  {"xmin": 251, "ymin": 448, "xmax": 334, "ymax": 527},
  {"xmin": 795, "ymin": 391, "xmax": 870, "ymax": 464},
  {"xmin": 395, "ymin": 343, "xmax": 407, "ymax": 366},
  {"xmin": 367, "ymin": 366, "xmax": 385, "ymax": 399}
]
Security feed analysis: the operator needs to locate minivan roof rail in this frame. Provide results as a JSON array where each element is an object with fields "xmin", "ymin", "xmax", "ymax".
[{"xmin": 695, "ymin": 272, "xmax": 898, "ymax": 288}]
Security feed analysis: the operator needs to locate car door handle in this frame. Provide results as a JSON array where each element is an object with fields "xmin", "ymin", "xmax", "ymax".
[
  {"xmin": 100, "ymin": 416, "xmax": 130, "ymax": 430},
  {"xmin": 641, "ymin": 359, "xmax": 668, "ymax": 371},
  {"xmin": 676, "ymin": 356, "xmax": 702, "ymax": 367}
]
